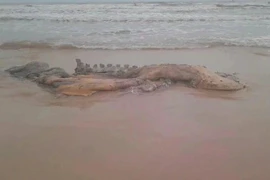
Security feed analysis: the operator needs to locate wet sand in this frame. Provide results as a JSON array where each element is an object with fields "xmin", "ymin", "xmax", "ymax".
[{"xmin": 1, "ymin": 47, "xmax": 270, "ymax": 180}]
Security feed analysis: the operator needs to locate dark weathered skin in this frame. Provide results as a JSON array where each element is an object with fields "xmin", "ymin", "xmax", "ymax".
[
  {"xmin": 5, "ymin": 59, "xmax": 246, "ymax": 96},
  {"xmin": 5, "ymin": 61, "xmax": 50, "ymax": 78}
]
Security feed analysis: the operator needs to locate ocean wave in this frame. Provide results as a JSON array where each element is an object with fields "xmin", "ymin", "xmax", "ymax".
[
  {"xmin": 1, "ymin": 41, "xmax": 270, "ymax": 51},
  {"xmin": 155, "ymin": 2, "xmax": 183, "ymax": 7},
  {"xmin": 151, "ymin": 2, "xmax": 194, "ymax": 6},
  {"xmin": 216, "ymin": 4, "xmax": 270, "ymax": 8},
  {"xmin": 1, "ymin": 16, "xmax": 270, "ymax": 23},
  {"xmin": 87, "ymin": 30, "xmax": 133, "ymax": 36},
  {"xmin": 111, "ymin": 30, "xmax": 132, "ymax": 35},
  {"xmin": 0, "ymin": 42, "xmax": 77, "ymax": 50}
]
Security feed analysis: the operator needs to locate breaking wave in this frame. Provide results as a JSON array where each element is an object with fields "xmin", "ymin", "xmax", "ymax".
[
  {"xmin": 1, "ymin": 16, "xmax": 270, "ymax": 22},
  {"xmin": 1, "ymin": 3, "xmax": 269, "ymax": 51},
  {"xmin": 216, "ymin": 4, "xmax": 270, "ymax": 8},
  {"xmin": 0, "ymin": 42, "xmax": 77, "ymax": 50},
  {"xmin": 1, "ymin": 40, "xmax": 270, "ymax": 51},
  {"xmin": 153, "ymin": 2, "xmax": 193, "ymax": 6}
]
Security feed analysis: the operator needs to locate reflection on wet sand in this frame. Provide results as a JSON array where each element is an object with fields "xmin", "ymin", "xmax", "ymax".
[{"xmin": 1, "ymin": 47, "xmax": 270, "ymax": 180}]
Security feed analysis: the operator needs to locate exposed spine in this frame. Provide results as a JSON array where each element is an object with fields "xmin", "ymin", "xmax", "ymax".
[{"xmin": 74, "ymin": 59, "xmax": 139, "ymax": 76}]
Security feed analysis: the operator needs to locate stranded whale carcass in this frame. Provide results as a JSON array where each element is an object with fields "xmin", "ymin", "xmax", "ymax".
[{"xmin": 5, "ymin": 59, "xmax": 246, "ymax": 96}]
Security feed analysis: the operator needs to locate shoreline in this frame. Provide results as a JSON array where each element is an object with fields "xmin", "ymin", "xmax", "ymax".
[
  {"xmin": 1, "ymin": 43, "xmax": 270, "ymax": 51},
  {"xmin": 1, "ymin": 46, "xmax": 269, "ymax": 72},
  {"xmin": 1, "ymin": 37, "xmax": 270, "ymax": 52}
]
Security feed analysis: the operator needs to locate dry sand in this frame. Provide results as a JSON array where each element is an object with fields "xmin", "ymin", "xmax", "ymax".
[{"xmin": 0, "ymin": 47, "xmax": 270, "ymax": 180}]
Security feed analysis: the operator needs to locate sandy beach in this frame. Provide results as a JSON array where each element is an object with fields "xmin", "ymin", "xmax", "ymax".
[{"xmin": 1, "ymin": 47, "xmax": 270, "ymax": 180}]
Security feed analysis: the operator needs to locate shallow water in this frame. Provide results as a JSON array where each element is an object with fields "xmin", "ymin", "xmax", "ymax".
[
  {"xmin": 1, "ymin": 47, "xmax": 270, "ymax": 180},
  {"xmin": 0, "ymin": 1, "xmax": 270, "ymax": 49}
]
